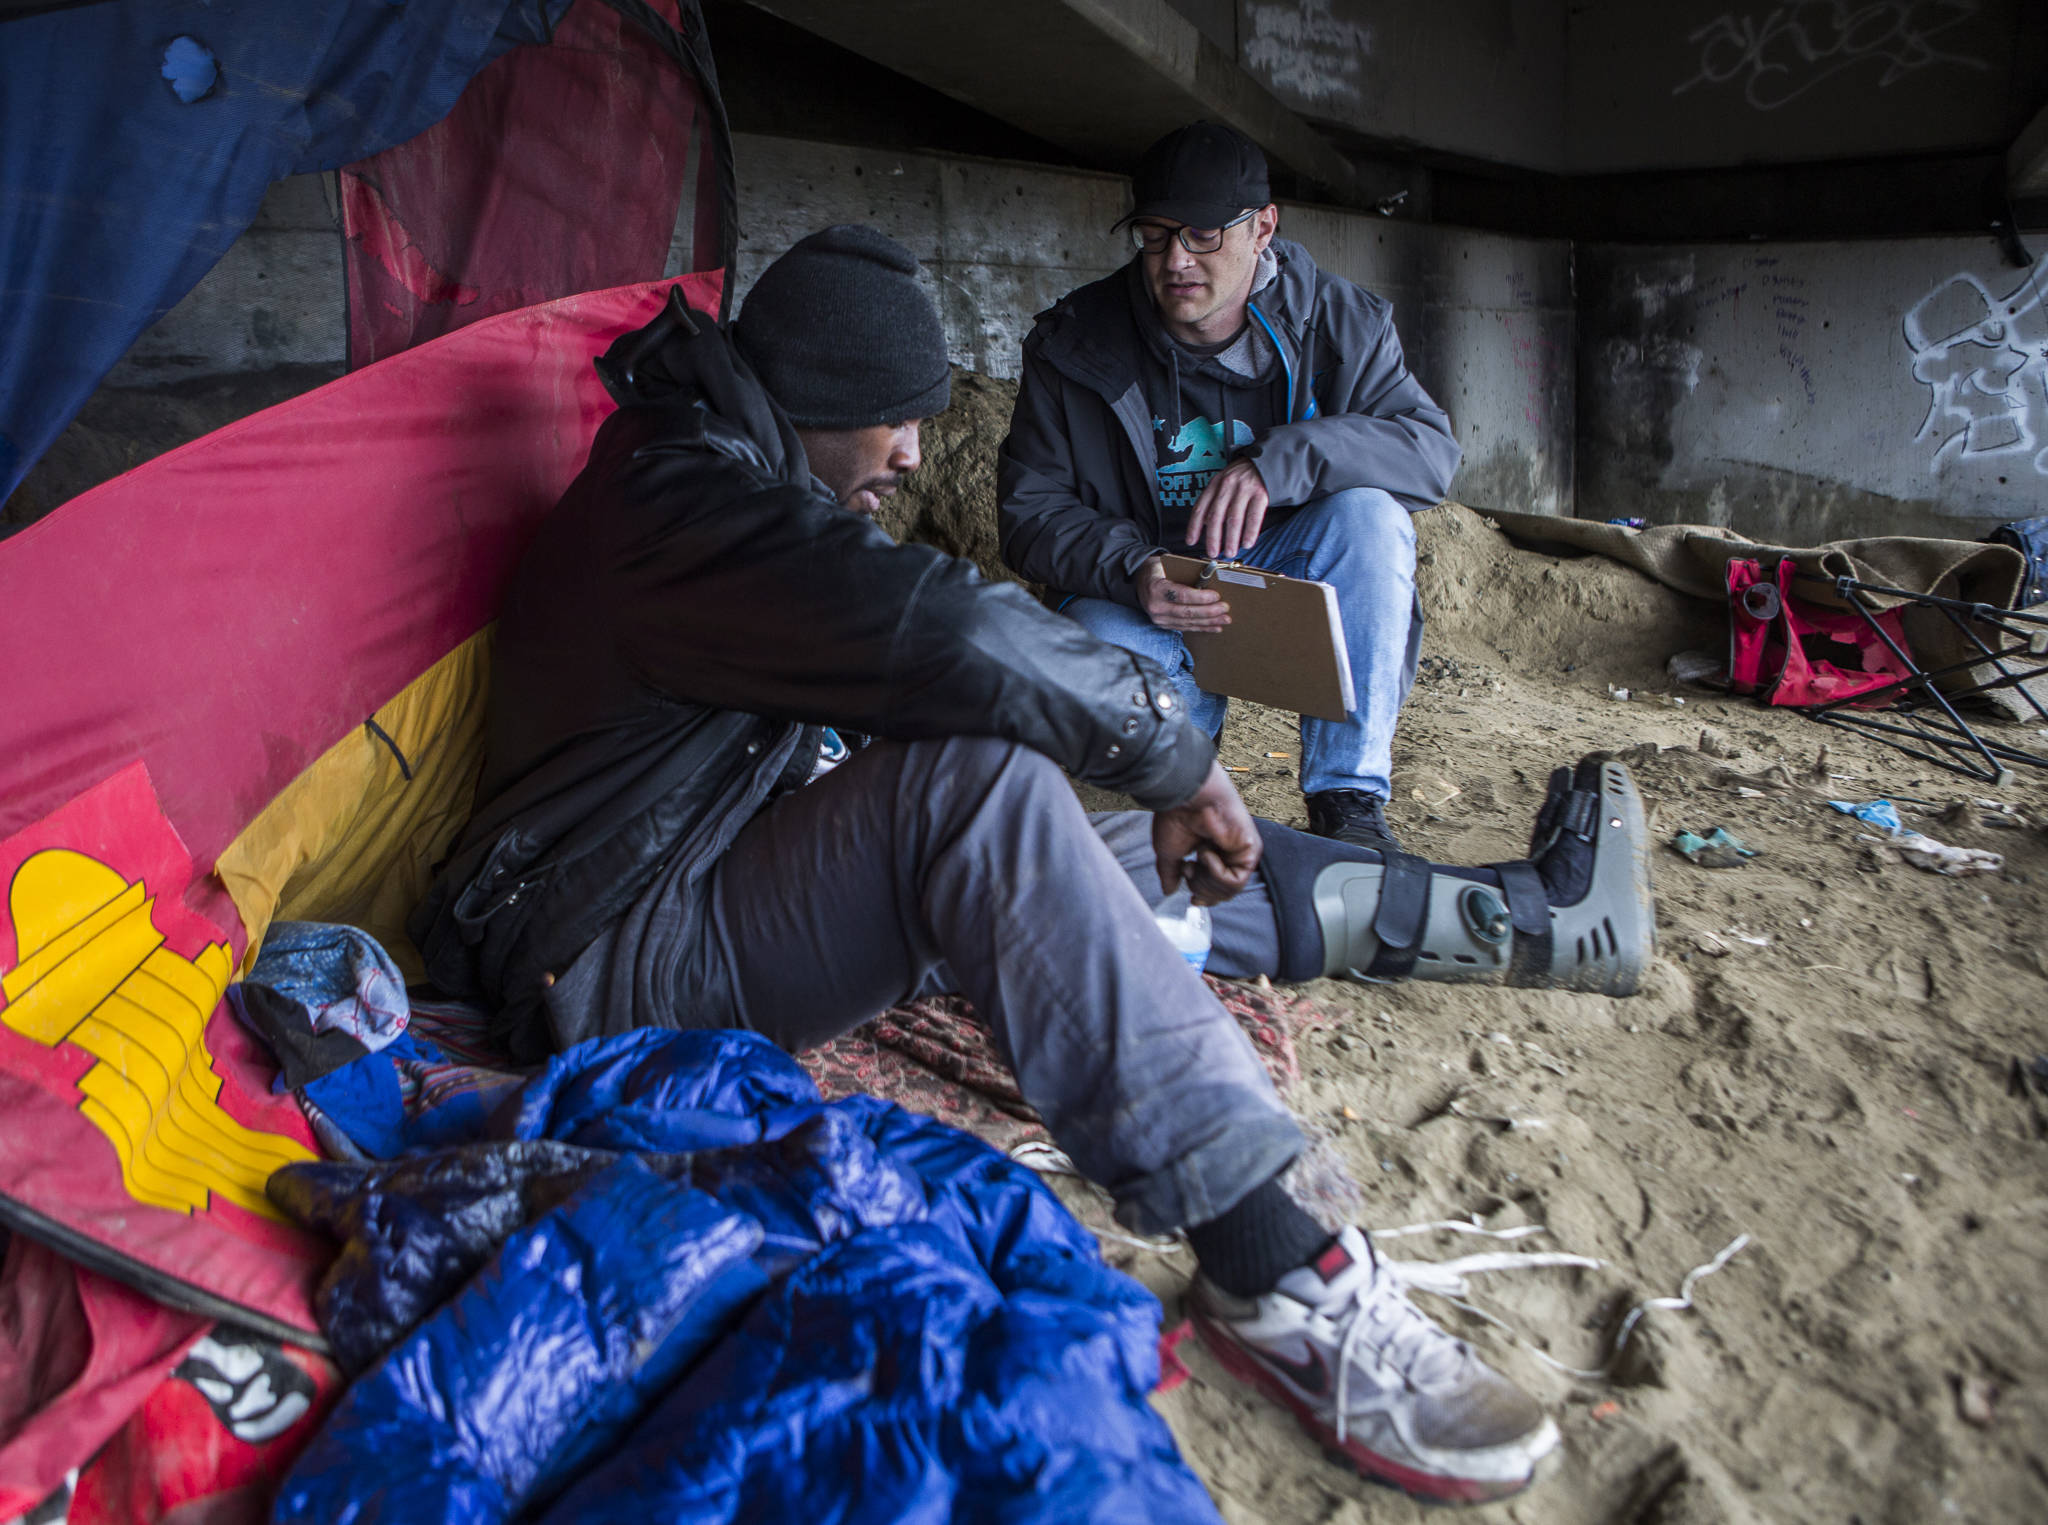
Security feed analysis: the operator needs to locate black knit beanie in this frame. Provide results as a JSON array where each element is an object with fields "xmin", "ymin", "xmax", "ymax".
[{"xmin": 731, "ymin": 225, "xmax": 952, "ymax": 428}]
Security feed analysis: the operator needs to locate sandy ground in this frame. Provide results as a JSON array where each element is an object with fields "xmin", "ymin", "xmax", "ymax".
[
  {"xmin": 28, "ymin": 362, "xmax": 2045, "ymax": 1521},
  {"xmin": 1047, "ymin": 505, "xmax": 2048, "ymax": 1524}
]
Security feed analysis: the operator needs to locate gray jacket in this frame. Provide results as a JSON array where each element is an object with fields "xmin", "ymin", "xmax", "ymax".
[{"xmin": 997, "ymin": 238, "xmax": 1460, "ymax": 607}]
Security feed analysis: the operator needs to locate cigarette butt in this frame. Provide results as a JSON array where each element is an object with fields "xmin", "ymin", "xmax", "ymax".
[
  {"xmin": 1224, "ymin": 765, "xmax": 1250, "ymax": 773},
  {"xmin": 1340, "ymin": 1105, "xmax": 1359, "ymax": 1121},
  {"xmin": 1265, "ymin": 751, "xmax": 1292, "ymax": 760}
]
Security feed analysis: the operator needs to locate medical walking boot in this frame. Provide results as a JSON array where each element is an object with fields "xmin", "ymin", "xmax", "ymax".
[
  {"xmin": 1312, "ymin": 752, "xmax": 1654, "ymax": 995},
  {"xmin": 1189, "ymin": 1226, "xmax": 1560, "ymax": 1503}
]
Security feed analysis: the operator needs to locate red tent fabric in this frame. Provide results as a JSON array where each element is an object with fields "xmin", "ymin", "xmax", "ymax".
[
  {"xmin": 343, "ymin": 0, "xmax": 734, "ymax": 368},
  {"xmin": 0, "ymin": 273, "xmax": 718, "ymax": 1340}
]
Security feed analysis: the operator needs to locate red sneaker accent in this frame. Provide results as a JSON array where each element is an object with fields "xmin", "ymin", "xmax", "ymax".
[
  {"xmin": 1313, "ymin": 1241, "xmax": 1354, "ymax": 1281},
  {"xmin": 1155, "ymin": 1319, "xmax": 1194, "ymax": 1394}
]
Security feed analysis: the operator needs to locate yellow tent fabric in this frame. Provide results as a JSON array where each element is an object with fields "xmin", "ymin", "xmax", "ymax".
[{"xmin": 216, "ymin": 632, "xmax": 493, "ymax": 979}]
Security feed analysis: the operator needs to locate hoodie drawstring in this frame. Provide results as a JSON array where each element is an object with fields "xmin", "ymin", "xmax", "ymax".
[
  {"xmin": 1168, "ymin": 344, "xmax": 1183, "ymax": 449},
  {"xmin": 1299, "ymin": 319, "xmax": 1319, "ymax": 421}
]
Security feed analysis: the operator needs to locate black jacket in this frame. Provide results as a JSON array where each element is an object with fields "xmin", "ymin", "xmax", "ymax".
[
  {"xmin": 997, "ymin": 239, "xmax": 1460, "ymax": 607},
  {"xmin": 412, "ymin": 294, "xmax": 1214, "ymax": 1051}
]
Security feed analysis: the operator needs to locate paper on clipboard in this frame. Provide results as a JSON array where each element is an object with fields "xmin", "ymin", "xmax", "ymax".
[{"xmin": 1156, "ymin": 554, "xmax": 1355, "ymax": 721}]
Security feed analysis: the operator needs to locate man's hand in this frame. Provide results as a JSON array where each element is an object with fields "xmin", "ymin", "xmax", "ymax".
[
  {"xmin": 1152, "ymin": 761, "xmax": 1262, "ymax": 907},
  {"xmin": 1185, "ymin": 458, "xmax": 1269, "ymax": 560},
  {"xmin": 1137, "ymin": 557, "xmax": 1230, "ymax": 633}
]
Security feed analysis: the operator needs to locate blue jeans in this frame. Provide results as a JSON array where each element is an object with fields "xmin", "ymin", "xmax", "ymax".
[{"xmin": 1066, "ymin": 487, "xmax": 1423, "ymax": 798}]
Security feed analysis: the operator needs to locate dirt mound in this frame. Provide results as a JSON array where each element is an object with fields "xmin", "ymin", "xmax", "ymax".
[
  {"xmin": 881, "ymin": 372, "xmax": 2048, "ymax": 1523},
  {"xmin": 1416, "ymin": 502, "xmax": 1726, "ymax": 686},
  {"xmin": 874, "ymin": 366, "xmax": 1017, "ymax": 585}
]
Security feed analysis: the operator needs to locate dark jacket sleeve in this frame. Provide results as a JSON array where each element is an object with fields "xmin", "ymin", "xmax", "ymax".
[
  {"xmin": 610, "ymin": 461, "xmax": 1213, "ymax": 809},
  {"xmin": 996, "ymin": 342, "xmax": 1157, "ymax": 608},
  {"xmin": 1246, "ymin": 285, "xmax": 1461, "ymax": 511}
]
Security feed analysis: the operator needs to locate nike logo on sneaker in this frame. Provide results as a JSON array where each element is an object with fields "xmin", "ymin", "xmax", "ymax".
[{"xmin": 1257, "ymin": 1341, "xmax": 1331, "ymax": 1396}]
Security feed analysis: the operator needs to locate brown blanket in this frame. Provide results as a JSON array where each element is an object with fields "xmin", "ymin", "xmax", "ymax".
[
  {"xmin": 1482, "ymin": 509, "xmax": 2025, "ymax": 613},
  {"xmin": 1482, "ymin": 509, "xmax": 2028, "ymax": 682}
]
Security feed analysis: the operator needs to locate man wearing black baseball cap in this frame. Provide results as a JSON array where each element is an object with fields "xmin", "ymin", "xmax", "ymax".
[{"xmin": 999, "ymin": 120, "xmax": 1460, "ymax": 859}]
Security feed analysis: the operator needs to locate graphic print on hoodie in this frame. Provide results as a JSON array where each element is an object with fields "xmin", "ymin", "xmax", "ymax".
[
  {"xmin": 1130, "ymin": 257, "xmax": 1284, "ymax": 543},
  {"xmin": 1156, "ymin": 414, "xmax": 1255, "ymax": 511}
]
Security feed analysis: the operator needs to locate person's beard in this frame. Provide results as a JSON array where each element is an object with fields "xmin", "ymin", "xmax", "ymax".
[{"xmin": 843, "ymin": 474, "xmax": 902, "ymax": 516}]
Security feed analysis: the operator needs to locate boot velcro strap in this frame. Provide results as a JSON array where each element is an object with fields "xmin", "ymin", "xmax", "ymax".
[
  {"xmin": 1560, "ymin": 789, "xmax": 1598, "ymax": 841},
  {"xmin": 1364, "ymin": 849, "xmax": 1431, "ymax": 979},
  {"xmin": 1491, "ymin": 861, "xmax": 1551, "ymax": 936},
  {"xmin": 1491, "ymin": 860, "xmax": 1553, "ymax": 983}
]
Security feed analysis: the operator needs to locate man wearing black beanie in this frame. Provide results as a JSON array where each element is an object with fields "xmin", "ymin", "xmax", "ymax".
[{"xmin": 417, "ymin": 225, "xmax": 1652, "ymax": 1507}]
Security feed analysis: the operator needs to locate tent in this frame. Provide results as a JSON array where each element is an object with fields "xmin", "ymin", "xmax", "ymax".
[{"xmin": 0, "ymin": 4, "xmax": 733, "ymax": 1507}]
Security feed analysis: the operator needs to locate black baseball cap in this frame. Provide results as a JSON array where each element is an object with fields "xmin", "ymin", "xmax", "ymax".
[{"xmin": 1116, "ymin": 121, "xmax": 1271, "ymax": 231}]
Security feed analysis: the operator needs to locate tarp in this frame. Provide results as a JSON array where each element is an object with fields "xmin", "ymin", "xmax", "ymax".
[
  {"xmin": 268, "ymin": 1027, "xmax": 1223, "ymax": 1523},
  {"xmin": 0, "ymin": 0, "xmax": 575, "ymax": 502},
  {"xmin": 0, "ymin": 274, "xmax": 717, "ymax": 1337}
]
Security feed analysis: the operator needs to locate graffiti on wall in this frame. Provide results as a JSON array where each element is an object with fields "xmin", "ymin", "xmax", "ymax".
[
  {"xmin": 1673, "ymin": 1, "xmax": 1991, "ymax": 111},
  {"xmin": 1244, "ymin": 1, "xmax": 1375, "ymax": 107},
  {"xmin": 1905, "ymin": 257, "xmax": 2048, "ymax": 477}
]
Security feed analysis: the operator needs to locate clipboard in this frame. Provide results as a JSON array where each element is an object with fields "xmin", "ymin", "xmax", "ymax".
[{"xmin": 1157, "ymin": 554, "xmax": 1355, "ymax": 722}]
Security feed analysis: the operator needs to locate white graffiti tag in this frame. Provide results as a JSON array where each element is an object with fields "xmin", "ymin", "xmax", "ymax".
[
  {"xmin": 1674, "ymin": 1, "xmax": 1990, "ymax": 110},
  {"xmin": 1904, "ymin": 257, "xmax": 2048, "ymax": 478},
  {"xmin": 1244, "ymin": 1, "xmax": 1375, "ymax": 107}
]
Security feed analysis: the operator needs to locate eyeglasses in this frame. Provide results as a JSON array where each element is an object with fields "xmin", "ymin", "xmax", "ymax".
[{"xmin": 1129, "ymin": 208, "xmax": 1257, "ymax": 255}]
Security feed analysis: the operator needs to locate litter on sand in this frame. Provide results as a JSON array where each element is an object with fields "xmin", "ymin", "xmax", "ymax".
[
  {"xmin": 1862, "ymin": 832, "xmax": 2005, "ymax": 877},
  {"xmin": 1667, "ymin": 650, "xmax": 1725, "ymax": 687},
  {"xmin": 1829, "ymin": 798, "xmax": 1903, "ymax": 833},
  {"xmin": 1671, "ymin": 827, "xmax": 1759, "ymax": 868}
]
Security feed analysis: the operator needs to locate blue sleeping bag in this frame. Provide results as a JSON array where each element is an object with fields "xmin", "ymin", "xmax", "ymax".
[{"xmin": 268, "ymin": 1027, "xmax": 1220, "ymax": 1523}]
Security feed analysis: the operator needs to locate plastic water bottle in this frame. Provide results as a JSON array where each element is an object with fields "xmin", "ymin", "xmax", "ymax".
[{"xmin": 1154, "ymin": 888, "xmax": 1212, "ymax": 973}]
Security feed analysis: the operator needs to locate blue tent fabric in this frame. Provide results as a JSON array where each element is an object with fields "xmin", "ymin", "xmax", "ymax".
[
  {"xmin": 267, "ymin": 1028, "xmax": 1222, "ymax": 1523},
  {"xmin": 0, "ymin": 0, "xmax": 569, "ymax": 502}
]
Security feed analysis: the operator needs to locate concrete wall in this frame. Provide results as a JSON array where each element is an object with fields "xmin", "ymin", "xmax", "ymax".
[
  {"xmin": 1229, "ymin": 0, "xmax": 1571, "ymax": 172},
  {"xmin": 12, "ymin": 133, "xmax": 1572, "ymax": 524},
  {"xmin": 104, "ymin": 175, "xmax": 345, "ymax": 386},
  {"xmin": 1217, "ymin": 0, "xmax": 2039, "ymax": 179},
  {"xmin": 730, "ymin": 135, "xmax": 1129, "ymax": 379},
  {"xmin": 1567, "ymin": 0, "xmax": 2038, "ymax": 173},
  {"xmin": 731, "ymin": 133, "xmax": 1574, "ymax": 513},
  {"xmin": 1578, "ymin": 235, "xmax": 2048, "ymax": 541},
  {"xmin": 1275, "ymin": 208, "xmax": 1573, "ymax": 515}
]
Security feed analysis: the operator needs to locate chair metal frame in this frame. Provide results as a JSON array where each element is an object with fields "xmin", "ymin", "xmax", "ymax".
[{"xmin": 1789, "ymin": 571, "xmax": 2048, "ymax": 783}]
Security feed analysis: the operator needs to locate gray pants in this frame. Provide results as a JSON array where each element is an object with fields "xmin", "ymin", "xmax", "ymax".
[{"xmin": 673, "ymin": 736, "xmax": 1306, "ymax": 1235}]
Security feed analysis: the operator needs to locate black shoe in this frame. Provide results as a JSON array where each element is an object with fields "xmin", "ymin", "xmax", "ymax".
[{"xmin": 1305, "ymin": 789, "xmax": 1401, "ymax": 854}]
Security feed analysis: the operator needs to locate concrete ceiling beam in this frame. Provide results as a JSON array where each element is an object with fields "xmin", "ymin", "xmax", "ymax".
[
  {"xmin": 740, "ymin": 0, "xmax": 1361, "ymax": 205},
  {"xmin": 2011, "ymin": 101, "xmax": 2048, "ymax": 200}
]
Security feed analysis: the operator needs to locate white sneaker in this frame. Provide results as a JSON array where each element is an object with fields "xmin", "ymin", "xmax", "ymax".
[{"xmin": 1188, "ymin": 1226, "xmax": 1560, "ymax": 1503}]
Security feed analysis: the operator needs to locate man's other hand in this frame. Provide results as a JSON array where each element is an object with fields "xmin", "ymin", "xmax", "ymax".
[
  {"xmin": 1185, "ymin": 458, "xmax": 1269, "ymax": 559},
  {"xmin": 1153, "ymin": 761, "xmax": 1262, "ymax": 906},
  {"xmin": 1138, "ymin": 557, "xmax": 1230, "ymax": 632}
]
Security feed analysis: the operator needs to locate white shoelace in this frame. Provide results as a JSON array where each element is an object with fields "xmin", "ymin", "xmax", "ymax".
[
  {"xmin": 1378, "ymin": 1220, "xmax": 1751, "ymax": 1383},
  {"xmin": 1321, "ymin": 1240, "xmax": 1478, "ymax": 1445},
  {"xmin": 1323, "ymin": 1226, "xmax": 1751, "ymax": 1436}
]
